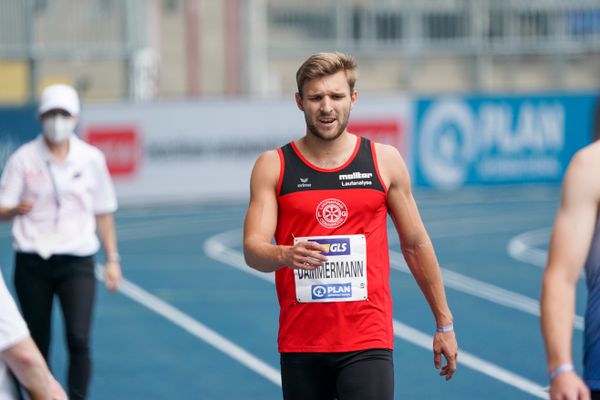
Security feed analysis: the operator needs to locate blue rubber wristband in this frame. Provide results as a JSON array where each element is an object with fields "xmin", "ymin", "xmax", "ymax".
[
  {"xmin": 436, "ymin": 323, "xmax": 454, "ymax": 333},
  {"xmin": 548, "ymin": 364, "xmax": 574, "ymax": 382}
]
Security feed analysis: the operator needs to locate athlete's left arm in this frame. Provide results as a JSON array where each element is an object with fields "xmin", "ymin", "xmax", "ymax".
[{"xmin": 376, "ymin": 143, "xmax": 458, "ymax": 381}]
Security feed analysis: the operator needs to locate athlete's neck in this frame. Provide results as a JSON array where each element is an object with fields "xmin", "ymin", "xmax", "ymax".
[
  {"xmin": 44, "ymin": 137, "xmax": 70, "ymax": 163},
  {"xmin": 297, "ymin": 132, "xmax": 357, "ymax": 169}
]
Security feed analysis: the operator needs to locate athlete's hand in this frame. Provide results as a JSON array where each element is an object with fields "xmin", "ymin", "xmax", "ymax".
[
  {"xmin": 285, "ymin": 241, "xmax": 328, "ymax": 270},
  {"xmin": 104, "ymin": 260, "xmax": 122, "ymax": 292},
  {"xmin": 14, "ymin": 200, "xmax": 34, "ymax": 216},
  {"xmin": 549, "ymin": 371, "xmax": 590, "ymax": 400},
  {"xmin": 433, "ymin": 330, "xmax": 458, "ymax": 381}
]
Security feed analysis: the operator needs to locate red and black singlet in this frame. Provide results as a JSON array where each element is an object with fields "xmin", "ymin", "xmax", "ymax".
[{"xmin": 274, "ymin": 135, "xmax": 394, "ymax": 352}]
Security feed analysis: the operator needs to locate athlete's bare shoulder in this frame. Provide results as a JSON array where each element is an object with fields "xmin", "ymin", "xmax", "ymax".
[
  {"xmin": 563, "ymin": 141, "xmax": 600, "ymax": 204},
  {"xmin": 250, "ymin": 149, "xmax": 281, "ymax": 188},
  {"xmin": 569, "ymin": 141, "xmax": 600, "ymax": 176},
  {"xmin": 575, "ymin": 140, "xmax": 600, "ymax": 161},
  {"xmin": 372, "ymin": 142, "xmax": 409, "ymax": 189},
  {"xmin": 255, "ymin": 149, "xmax": 280, "ymax": 166},
  {"xmin": 372, "ymin": 142, "xmax": 407, "ymax": 167}
]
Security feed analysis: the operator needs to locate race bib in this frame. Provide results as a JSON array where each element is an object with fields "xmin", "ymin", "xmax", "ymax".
[
  {"xmin": 293, "ymin": 234, "xmax": 367, "ymax": 303},
  {"xmin": 34, "ymin": 229, "xmax": 62, "ymax": 260}
]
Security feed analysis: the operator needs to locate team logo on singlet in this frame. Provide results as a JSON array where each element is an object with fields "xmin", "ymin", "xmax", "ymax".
[{"xmin": 316, "ymin": 198, "xmax": 348, "ymax": 228}]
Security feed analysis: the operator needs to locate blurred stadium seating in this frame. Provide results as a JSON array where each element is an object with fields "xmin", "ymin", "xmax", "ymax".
[{"xmin": 1, "ymin": 0, "xmax": 600, "ymax": 103}]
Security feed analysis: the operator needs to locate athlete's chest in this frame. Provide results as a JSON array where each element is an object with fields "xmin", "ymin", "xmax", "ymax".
[
  {"xmin": 278, "ymin": 137, "xmax": 385, "ymax": 195},
  {"xmin": 277, "ymin": 190, "xmax": 386, "ymax": 234},
  {"xmin": 277, "ymin": 138, "xmax": 387, "ymax": 231}
]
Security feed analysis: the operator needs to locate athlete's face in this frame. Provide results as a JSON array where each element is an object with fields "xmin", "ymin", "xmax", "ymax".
[{"xmin": 296, "ymin": 70, "xmax": 357, "ymax": 142}]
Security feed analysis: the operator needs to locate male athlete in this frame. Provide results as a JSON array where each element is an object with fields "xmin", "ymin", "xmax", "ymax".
[
  {"xmin": 243, "ymin": 52, "xmax": 458, "ymax": 399},
  {"xmin": 541, "ymin": 139, "xmax": 600, "ymax": 399}
]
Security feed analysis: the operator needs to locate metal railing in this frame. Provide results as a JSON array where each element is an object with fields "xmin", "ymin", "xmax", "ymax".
[
  {"xmin": 0, "ymin": 0, "xmax": 150, "ymax": 100},
  {"xmin": 266, "ymin": 0, "xmax": 600, "ymax": 56},
  {"xmin": 1, "ymin": 0, "xmax": 599, "ymax": 100}
]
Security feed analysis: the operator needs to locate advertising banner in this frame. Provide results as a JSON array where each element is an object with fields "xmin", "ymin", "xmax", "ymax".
[
  {"xmin": 414, "ymin": 94, "xmax": 597, "ymax": 189},
  {"xmin": 80, "ymin": 96, "xmax": 411, "ymax": 205}
]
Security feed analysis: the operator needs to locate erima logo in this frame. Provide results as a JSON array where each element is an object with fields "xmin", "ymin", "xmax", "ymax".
[
  {"xmin": 339, "ymin": 172, "xmax": 373, "ymax": 180},
  {"xmin": 312, "ymin": 283, "xmax": 352, "ymax": 299},
  {"xmin": 297, "ymin": 177, "xmax": 312, "ymax": 188},
  {"xmin": 313, "ymin": 238, "xmax": 351, "ymax": 255}
]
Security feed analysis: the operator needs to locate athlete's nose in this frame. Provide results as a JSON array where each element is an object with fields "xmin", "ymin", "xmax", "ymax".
[{"xmin": 320, "ymin": 96, "xmax": 333, "ymax": 114}]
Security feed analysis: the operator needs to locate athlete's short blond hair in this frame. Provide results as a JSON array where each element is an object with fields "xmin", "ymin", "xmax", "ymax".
[{"xmin": 296, "ymin": 52, "xmax": 357, "ymax": 97}]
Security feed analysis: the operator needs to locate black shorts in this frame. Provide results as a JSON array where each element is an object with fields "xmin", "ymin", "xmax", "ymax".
[
  {"xmin": 592, "ymin": 390, "xmax": 600, "ymax": 400},
  {"xmin": 280, "ymin": 348, "xmax": 394, "ymax": 400}
]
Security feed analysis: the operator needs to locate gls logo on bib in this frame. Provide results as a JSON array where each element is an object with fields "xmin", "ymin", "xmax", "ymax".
[{"xmin": 313, "ymin": 238, "xmax": 351, "ymax": 256}]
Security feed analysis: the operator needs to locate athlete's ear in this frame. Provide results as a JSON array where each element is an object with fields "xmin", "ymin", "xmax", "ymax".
[
  {"xmin": 295, "ymin": 92, "xmax": 304, "ymax": 111},
  {"xmin": 350, "ymin": 90, "xmax": 357, "ymax": 109}
]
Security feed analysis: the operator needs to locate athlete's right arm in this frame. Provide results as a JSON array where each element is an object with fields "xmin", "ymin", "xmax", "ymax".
[
  {"xmin": 243, "ymin": 151, "xmax": 326, "ymax": 273},
  {"xmin": 541, "ymin": 146, "xmax": 599, "ymax": 400}
]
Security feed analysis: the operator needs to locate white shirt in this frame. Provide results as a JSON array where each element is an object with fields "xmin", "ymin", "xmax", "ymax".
[
  {"xmin": 0, "ymin": 134, "xmax": 118, "ymax": 256},
  {"xmin": 0, "ymin": 269, "xmax": 30, "ymax": 399}
]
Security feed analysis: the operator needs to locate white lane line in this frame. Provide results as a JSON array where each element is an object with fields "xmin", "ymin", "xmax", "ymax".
[
  {"xmin": 203, "ymin": 230, "xmax": 274, "ymax": 284},
  {"xmin": 204, "ymin": 230, "xmax": 548, "ymax": 399},
  {"xmin": 385, "ymin": 212, "xmax": 549, "ymax": 243},
  {"xmin": 94, "ymin": 264, "xmax": 282, "ymax": 387},
  {"xmin": 206, "ymin": 229, "xmax": 582, "ymax": 331},
  {"xmin": 506, "ymin": 227, "xmax": 585, "ymax": 330},
  {"xmin": 507, "ymin": 228, "xmax": 551, "ymax": 269},
  {"xmin": 393, "ymin": 322, "xmax": 547, "ymax": 399},
  {"xmin": 120, "ymin": 210, "xmax": 584, "ymax": 332},
  {"xmin": 389, "ymin": 251, "xmax": 584, "ymax": 331}
]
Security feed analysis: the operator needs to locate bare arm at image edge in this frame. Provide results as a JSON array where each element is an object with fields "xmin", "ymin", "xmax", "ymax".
[
  {"xmin": 541, "ymin": 147, "xmax": 600, "ymax": 400},
  {"xmin": 0, "ymin": 270, "xmax": 66, "ymax": 400},
  {"xmin": 3, "ymin": 338, "xmax": 66, "ymax": 400}
]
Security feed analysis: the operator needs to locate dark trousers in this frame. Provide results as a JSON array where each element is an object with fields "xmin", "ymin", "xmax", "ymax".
[
  {"xmin": 593, "ymin": 390, "xmax": 600, "ymax": 400},
  {"xmin": 14, "ymin": 252, "xmax": 96, "ymax": 400},
  {"xmin": 281, "ymin": 349, "xmax": 394, "ymax": 400}
]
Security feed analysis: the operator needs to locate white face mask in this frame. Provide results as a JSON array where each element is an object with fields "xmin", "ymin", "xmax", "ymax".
[{"xmin": 42, "ymin": 115, "xmax": 76, "ymax": 144}]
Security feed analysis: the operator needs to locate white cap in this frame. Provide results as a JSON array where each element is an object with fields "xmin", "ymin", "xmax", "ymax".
[{"xmin": 38, "ymin": 84, "xmax": 80, "ymax": 117}]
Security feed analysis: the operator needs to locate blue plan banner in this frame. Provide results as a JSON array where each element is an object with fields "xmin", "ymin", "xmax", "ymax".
[
  {"xmin": 0, "ymin": 105, "xmax": 40, "ymax": 173},
  {"xmin": 413, "ymin": 94, "xmax": 598, "ymax": 189}
]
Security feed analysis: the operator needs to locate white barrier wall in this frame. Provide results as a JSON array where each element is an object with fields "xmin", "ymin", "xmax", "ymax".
[{"xmin": 80, "ymin": 96, "xmax": 412, "ymax": 205}]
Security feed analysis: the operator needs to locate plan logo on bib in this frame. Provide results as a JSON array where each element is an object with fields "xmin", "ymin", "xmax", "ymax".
[
  {"xmin": 311, "ymin": 283, "xmax": 352, "ymax": 300},
  {"xmin": 316, "ymin": 198, "xmax": 348, "ymax": 229}
]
